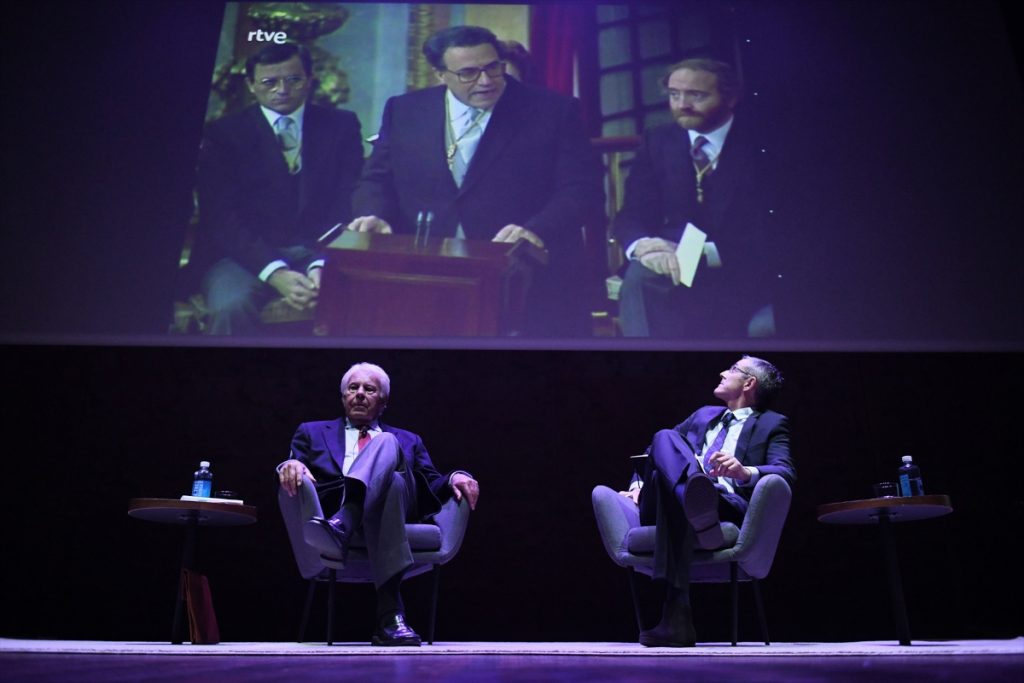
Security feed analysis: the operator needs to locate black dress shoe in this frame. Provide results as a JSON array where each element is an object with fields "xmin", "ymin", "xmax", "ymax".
[
  {"xmin": 372, "ymin": 613, "xmax": 422, "ymax": 646},
  {"xmin": 639, "ymin": 603, "xmax": 696, "ymax": 648},
  {"xmin": 302, "ymin": 517, "xmax": 350, "ymax": 564},
  {"xmin": 682, "ymin": 474, "xmax": 724, "ymax": 550}
]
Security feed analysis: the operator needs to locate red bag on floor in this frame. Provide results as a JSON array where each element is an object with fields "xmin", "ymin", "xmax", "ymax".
[{"xmin": 182, "ymin": 569, "xmax": 220, "ymax": 644}]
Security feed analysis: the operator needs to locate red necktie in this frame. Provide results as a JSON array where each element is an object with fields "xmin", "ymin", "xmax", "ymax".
[{"xmin": 357, "ymin": 427, "xmax": 371, "ymax": 452}]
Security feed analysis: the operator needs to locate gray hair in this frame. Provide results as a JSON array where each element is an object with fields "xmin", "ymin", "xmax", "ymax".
[
  {"xmin": 741, "ymin": 355, "xmax": 783, "ymax": 408},
  {"xmin": 340, "ymin": 362, "xmax": 391, "ymax": 402}
]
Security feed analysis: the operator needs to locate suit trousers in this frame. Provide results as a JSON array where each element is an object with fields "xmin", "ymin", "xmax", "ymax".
[
  {"xmin": 619, "ymin": 259, "xmax": 746, "ymax": 339},
  {"xmin": 639, "ymin": 429, "xmax": 745, "ymax": 591},
  {"xmin": 202, "ymin": 245, "xmax": 315, "ymax": 335},
  {"xmin": 301, "ymin": 432, "xmax": 415, "ymax": 589}
]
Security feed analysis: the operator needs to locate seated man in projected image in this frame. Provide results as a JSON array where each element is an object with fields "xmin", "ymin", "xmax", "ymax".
[
  {"xmin": 614, "ymin": 58, "xmax": 780, "ymax": 339},
  {"xmin": 347, "ymin": 25, "xmax": 603, "ymax": 337},
  {"xmin": 278, "ymin": 362, "xmax": 479, "ymax": 646},
  {"xmin": 622, "ymin": 355, "xmax": 795, "ymax": 647},
  {"xmin": 195, "ymin": 42, "xmax": 364, "ymax": 335}
]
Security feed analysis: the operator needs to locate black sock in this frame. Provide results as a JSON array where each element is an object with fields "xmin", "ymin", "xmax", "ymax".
[{"xmin": 376, "ymin": 572, "xmax": 405, "ymax": 624}]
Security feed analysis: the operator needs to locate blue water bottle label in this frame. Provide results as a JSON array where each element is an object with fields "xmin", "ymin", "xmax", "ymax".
[
  {"xmin": 192, "ymin": 480, "xmax": 212, "ymax": 498},
  {"xmin": 898, "ymin": 474, "xmax": 911, "ymax": 497}
]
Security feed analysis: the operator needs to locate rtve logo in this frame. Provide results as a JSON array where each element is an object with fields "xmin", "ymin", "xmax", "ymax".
[{"xmin": 248, "ymin": 29, "xmax": 288, "ymax": 44}]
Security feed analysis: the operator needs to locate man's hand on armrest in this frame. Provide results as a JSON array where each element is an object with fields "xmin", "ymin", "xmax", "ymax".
[
  {"xmin": 278, "ymin": 460, "xmax": 316, "ymax": 497},
  {"xmin": 451, "ymin": 472, "xmax": 480, "ymax": 510}
]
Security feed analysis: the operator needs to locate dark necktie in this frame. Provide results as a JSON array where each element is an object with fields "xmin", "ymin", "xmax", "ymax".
[
  {"xmin": 703, "ymin": 412, "xmax": 734, "ymax": 474},
  {"xmin": 691, "ymin": 135, "xmax": 713, "ymax": 172},
  {"xmin": 691, "ymin": 135, "xmax": 714, "ymax": 204}
]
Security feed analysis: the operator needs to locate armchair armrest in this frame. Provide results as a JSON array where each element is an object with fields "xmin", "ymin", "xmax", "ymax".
[
  {"xmin": 431, "ymin": 497, "xmax": 471, "ymax": 564},
  {"xmin": 278, "ymin": 475, "xmax": 328, "ymax": 579},
  {"xmin": 730, "ymin": 473, "xmax": 792, "ymax": 578},
  {"xmin": 592, "ymin": 485, "xmax": 641, "ymax": 567}
]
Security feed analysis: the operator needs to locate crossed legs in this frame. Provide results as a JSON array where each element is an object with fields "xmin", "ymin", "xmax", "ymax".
[
  {"xmin": 637, "ymin": 429, "xmax": 725, "ymax": 646},
  {"xmin": 302, "ymin": 433, "xmax": 421, "ymax": 644}
]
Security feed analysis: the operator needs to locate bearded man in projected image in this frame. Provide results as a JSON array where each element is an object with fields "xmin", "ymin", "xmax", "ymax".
[{"xmin": 614, "ymin": 58, "xmax": 781, "ymax": 339}]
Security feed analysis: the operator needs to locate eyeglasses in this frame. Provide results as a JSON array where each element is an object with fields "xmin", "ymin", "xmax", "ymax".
[
  {"xmin": 730, "ymin": 364, "xmax": 755, "ymax": 378},
  {"xmin": 667, "ymin": 89, "xmax": 712, "ymax": 105},
  {"xmin": 442, "ymin": 60, "xmax": 506, "ymax": 84},
  {"xmin": 254, "ymin": 75, "xmax": 308, "ymax": 91}
]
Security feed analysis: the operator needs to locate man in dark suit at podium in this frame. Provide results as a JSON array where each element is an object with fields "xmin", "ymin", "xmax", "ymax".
[
  {"xmin": 614, "ymin": 58, "xmax": 780, "ymax": 339},
  {"xmin": 623, "ymin": 355, "xmax": 795, "ymax": 646},
  {"xmin": 278, "ymin": 362, "xmax": 479, "ymax": 646},
  {"xmin": 347, "ymin": 25, "xmax": 603, "ymax": 336},
  {"xmin": 196, "ymin": 43, "xmax": 364, "ymax": 335}
]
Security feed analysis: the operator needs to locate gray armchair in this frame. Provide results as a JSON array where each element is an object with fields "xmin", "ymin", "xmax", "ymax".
[
  {"xmin": 592, "ymin": 473, "xmax": 792, "ymax": 645},
  {"xmin": 279, "ymin": 475, "xmax": 470, "ymax": 645}
]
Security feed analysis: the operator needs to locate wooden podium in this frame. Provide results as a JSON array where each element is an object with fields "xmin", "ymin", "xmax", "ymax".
[{"xmin": 314, "ymin": 231, "xmax": 547, "ymax": 337}]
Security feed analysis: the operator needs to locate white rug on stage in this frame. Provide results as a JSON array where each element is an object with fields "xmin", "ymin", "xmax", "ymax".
[{"xmin": 2, "ymin": 638, "xmax": 1022, "ymax": 657}]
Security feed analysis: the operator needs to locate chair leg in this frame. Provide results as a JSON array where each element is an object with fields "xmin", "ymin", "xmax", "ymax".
[
  {"xmin": 627, "ymin": 568, "xmax": 645, "ymax": 633},
  {"xmin": 730, "ymin": 562, "xmax": 739, "ymax": 646},
  {"xmin": 428, "ymin": 565, "xmax": 441, "ymax": 645},
  {"xmin": 327, "ymin": 568, "xmax": 337, "ymax": 646},
  {"xmin": 298, "ymin": 580, "xmax": 316, "ymax": 643},
  {"xmin": 751, "ymin": 579, "xmax": 770, "ymax": 645}
]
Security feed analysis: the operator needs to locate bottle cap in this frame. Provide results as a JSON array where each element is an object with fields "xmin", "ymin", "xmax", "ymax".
[
  {"xmin": 901, "ymin": 455, "xmax": 913, "ymax": 463},
  {"xmin": 200, "ymin": 460, "xmax": 211, "ymax": 468}
]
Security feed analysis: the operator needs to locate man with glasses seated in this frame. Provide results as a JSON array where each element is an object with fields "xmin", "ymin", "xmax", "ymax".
[
  {"xmin": 620, "ymin": 355, "xmax": 795, "ymax": 646},
  {"xmin": 613, "ymin": 58, "xmax": 782, "ymax": 339},
  {"xmin": 348, "ymin": 25, "xmax": 603, "ymax": 337},
  {"xmin": 195, "ymin": 42, "xmax": 364, "ymax": 334}
]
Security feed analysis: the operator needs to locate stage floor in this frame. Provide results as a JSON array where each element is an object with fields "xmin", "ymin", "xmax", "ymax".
[
  {"xmin": 3, "ymin": 638, "xmax": 1022, "ymax": 683},
  {"xmin": 2, "ymin": 637, "xmax": 1022, "ymax": 656}
]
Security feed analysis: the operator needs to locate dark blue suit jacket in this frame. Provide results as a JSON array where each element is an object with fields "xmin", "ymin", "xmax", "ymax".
[
  {"xmin": 350, "ymin": 79, "xmax": 603, "ymax": 336},
  {"xmin": 289, "ymin": 419, "xmax": 452, "ymax": 520},
  {"xmin": 196, "ymin": 103, "xmax": 364, "ymax": 275},
  {"xmin": 635, "ymin": 404, "xmax": 794, "ymax": 523},
  {"xmin": 352, "ymin": 77, "xmax": 602, "ymax": 258},
  {"xmin": 674, "ymin": 405, "xmax": 795, "ymax": 511},
  {"xmin": 612, "ymin": 118, "xmax": 782, "ymax": 336}
]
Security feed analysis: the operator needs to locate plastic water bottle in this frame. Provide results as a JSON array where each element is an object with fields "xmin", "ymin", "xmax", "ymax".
[
  {"xmin": 191, "ymin": 461, "xmax": 213, "ymax": 498},
  {"xmin": 897, "ymin": 455, "xmax": 924, "ymax": 497}
]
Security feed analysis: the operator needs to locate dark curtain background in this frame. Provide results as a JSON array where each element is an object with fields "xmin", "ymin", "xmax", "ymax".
[{"xmin": 2, "ymin": 345, "xmax": 1021, "ymax": 643}]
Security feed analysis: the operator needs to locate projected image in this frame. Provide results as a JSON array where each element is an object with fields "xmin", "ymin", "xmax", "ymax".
[
  {"xmin": 174, "ymin": 1, "xmax": 792, "ymax": 342},
  {"xmin": 6, "ymin": 1, "xmax": 1020, "ymax": 349}
]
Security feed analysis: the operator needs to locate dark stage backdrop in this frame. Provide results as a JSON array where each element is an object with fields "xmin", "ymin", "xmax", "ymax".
[{"xmin": 2, "ymin": 345, "xmax": 1021, "ymax": 643}]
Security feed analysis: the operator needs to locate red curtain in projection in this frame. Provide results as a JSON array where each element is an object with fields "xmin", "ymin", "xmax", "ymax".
[{"xmin": 529, "ymin": 3, "xmax": 600, "ymax": 136}]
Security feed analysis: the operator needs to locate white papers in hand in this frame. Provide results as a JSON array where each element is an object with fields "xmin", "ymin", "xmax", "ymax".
[{"xmin": 674, "ymin": 223, "xmax": 706, "ymax": 287}]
